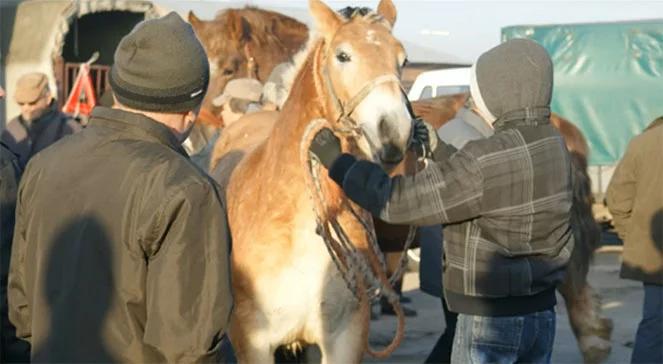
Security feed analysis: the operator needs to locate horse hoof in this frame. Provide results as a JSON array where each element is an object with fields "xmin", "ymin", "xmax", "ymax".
[
  {"xmin": 579, "ymin": 335, "xmax": 612, "ymax": 364},
  {"xmin": 598, "ymin": 317, "xmax": 614, "ymax": 338}
]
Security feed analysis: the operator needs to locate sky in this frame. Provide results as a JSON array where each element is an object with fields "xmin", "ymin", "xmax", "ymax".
[{"xmin": 161, "ymin": 0, "xmax": 663, "ymax": 64}]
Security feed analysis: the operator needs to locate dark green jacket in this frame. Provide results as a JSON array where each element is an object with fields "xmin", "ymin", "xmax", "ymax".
[{"xmin": 8, "ymin": 107, "xmax": 233, "ymax": 363}]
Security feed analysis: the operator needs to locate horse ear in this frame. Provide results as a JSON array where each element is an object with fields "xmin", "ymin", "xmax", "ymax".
[
  {"xmin": 235, "ymin": 16, "xmax": 252, "ymax": 44},
  {"xmin": 188, "ymin": 11, "xmax": 204, "ymax": 31},
  {"xmin": 377, "ymin": 0, "xmax": 397, "ymax": 28},
  {"xmin": 309, "ymin": 0, "xmax": 342, "ymax": 41}
]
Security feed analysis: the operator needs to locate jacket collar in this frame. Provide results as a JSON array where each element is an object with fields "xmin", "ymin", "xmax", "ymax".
[
  {"xmin": 493, "ymin": 106, "xmax": 551, "ymax": 131},
  {"xmin": 89, "ymin": 107, "xmax": 188, "ymax": 157}
]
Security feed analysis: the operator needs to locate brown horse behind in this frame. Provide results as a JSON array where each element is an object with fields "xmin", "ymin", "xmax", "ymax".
[{"xmin": 189, "ymin": 7, "xmax": 309, "ymax": 128}]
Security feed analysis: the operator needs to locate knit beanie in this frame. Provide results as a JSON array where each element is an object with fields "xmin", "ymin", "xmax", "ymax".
[
  {"xmin": 109, "ymin": 12, "xmax": 209, "ymax": 112},
  {"xmin": 470, "ymin": 39, "xmax": 553, "ymax": 123}
]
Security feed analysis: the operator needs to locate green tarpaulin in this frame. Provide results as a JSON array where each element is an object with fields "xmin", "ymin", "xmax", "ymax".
[{"xmin": 503, "ymin": 20, "xmax": 663, "ymax": 165}]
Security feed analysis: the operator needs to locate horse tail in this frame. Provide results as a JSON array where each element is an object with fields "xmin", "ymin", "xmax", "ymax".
[
  {"xmin": 565, "ymin": 150, "xmax": 601, "ymax": 290},
  {"xmin": 553, "ymin": 114, "xmax": 613, "ymax": 363}
]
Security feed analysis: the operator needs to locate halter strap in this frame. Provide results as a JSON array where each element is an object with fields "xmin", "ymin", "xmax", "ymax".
[
  {"xmin": 244, "ymin": 44, "xmax": 258, "ymax": 79},
  {"xmin": 321, "ymin": 54, "xmax": 404, "ymax": 138}
]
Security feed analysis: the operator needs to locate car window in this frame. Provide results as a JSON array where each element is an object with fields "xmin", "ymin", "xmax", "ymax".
[
  {"xmin": 419, "ymin": 86, "xmax": 433, "ymax": 100},
  {"xmin": 435, "ymin": 85, "xmax": 470, "ymax": 97}
]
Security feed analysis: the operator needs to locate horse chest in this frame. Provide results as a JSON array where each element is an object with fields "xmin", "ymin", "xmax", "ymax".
[{"xmin": 251, "ymin": 215, "xmax": 358, "ymax": 339}]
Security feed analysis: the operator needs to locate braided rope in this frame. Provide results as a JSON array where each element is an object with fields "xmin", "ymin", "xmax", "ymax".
[{"xmin": 300, "ymin": 118, "xmax": 407, "ymax": 358}]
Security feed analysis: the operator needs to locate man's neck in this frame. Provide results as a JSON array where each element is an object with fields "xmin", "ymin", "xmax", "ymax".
[{"xmin": 112, "ymin": 104, "xmax": 189, "ymax": 142}]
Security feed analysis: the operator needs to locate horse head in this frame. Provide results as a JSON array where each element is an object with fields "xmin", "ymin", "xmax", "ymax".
[
  {"xmin": 311, "ymin": 0, "xmax": 412, "ymax": 169},
  {"xmin": 189, "ymin": 8, "xmax": 309, "ymax": 124}
]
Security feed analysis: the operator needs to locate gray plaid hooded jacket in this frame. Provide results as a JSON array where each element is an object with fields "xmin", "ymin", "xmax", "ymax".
[{"xmin": 330, "ymin": 39, "xmax": 574, "ymax": 316}]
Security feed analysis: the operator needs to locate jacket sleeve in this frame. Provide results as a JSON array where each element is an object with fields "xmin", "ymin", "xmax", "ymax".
[
  {"xmin": 7, "ymin": 176, "xmax": 32, "ymax": 344},
  {"xmin": 329, "ymin": 147, "xmax": 483, "ymax": 226},
  {"xmin": 143, "ymin": 181, "xmax": 233, "ymax": 363},
  {"xmin": 606, "ymin": 139, "xmax": 639, "ymax": 240}
]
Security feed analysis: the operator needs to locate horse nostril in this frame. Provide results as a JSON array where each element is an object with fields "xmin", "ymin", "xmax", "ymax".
[
  {"xmin": 380, "ymin": 143, "xmax": 404, "ymax": 164},
  {"xmin": 378, "ymin": 117, "xmax": 392, "ymax": 137}
]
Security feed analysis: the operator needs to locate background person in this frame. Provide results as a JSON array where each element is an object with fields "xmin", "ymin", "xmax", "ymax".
[
  {"xmin": 0, "ymin": 86, "xmax": 29, "ymax": 364},
  {"xmin": 1, "ymin": 72, "xmax": 81, "ymax": 168},
  {"xmin": 212, "ymin": 77, "xmax": 264, "ymax": 127},
  {"xmin": 606, "ymin": 116, "xmax": 663, "ymax": 364},
  {"xmin": 421, "ymin": 95, "xmax": 494, "ymax": 363}
]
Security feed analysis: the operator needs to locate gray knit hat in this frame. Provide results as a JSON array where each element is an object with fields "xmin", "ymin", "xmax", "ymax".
[
  {"xmin": 470, "ymin": 38, "xmax": 553, "ymax": 123},
  {"xmin": 109, "ymin": 12, "xmax": 209, "ymax": 112}
]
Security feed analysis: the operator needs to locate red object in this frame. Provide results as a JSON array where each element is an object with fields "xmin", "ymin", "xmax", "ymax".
[{"xmin": 62, "ymin": 63, "xmax": 97, "ymax": 116}]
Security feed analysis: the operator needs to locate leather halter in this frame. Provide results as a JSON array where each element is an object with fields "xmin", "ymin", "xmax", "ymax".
[
  {"xmin": 320, "ymin": 45, "xmax": 406, "ymax": 139},
  {"xmin": 243, "ymin": 44, "xmax": 258, "ymax": 79}
]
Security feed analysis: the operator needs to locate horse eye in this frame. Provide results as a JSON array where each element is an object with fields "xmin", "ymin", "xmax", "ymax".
[
  {"xmin": 223, "ymin": 68, "xmax": 235, "ymax": 76},
  {"xmin": 336, "ymin": 51, "xmax": 351, "ymax": 63},
  {"xmin": 402, "ymin": 58, "xmax": 409, "ymax": 67}
]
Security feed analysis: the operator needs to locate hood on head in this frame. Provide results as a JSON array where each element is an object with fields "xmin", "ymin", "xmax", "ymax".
[{"xmin": 469, "ymin": 38, "xmax": 553, "ymax": 124}]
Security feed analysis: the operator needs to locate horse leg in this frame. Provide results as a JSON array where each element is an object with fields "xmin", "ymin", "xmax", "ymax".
[
  {"xmin": 318, "ymin": 302, "xmax": 369, "ymax": 364},
  {"xmin": 559, "ymin": 279, "xmax": 613, "ymax": 364},
  {"xmin": 229, "ymin": 312, "xmax": 275, "ymax": 364},
  {"xmin": 230, "ymin": 333, "xmax": 274, "ymax": 364}
]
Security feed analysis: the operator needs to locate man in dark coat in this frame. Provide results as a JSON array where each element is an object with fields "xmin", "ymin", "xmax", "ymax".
[
  {"xmin": 606, "ymin": 116, "xmax": 663, "ymax": 364},
  {"xmin": 1, "ymin": 72, "xmax": 81, "ymax": 168},
  {"xmin": 8, "ymin": 12, "xmax": 233, "ymax": 363},
  {"xmin": 1, "ymin": 141, "xmax": 29, "ymax": 363},
  {"xmin": 421, "ymin": 96, "xmax": 495, "ymax": 364},
  {"xmin": 310, "ymin": 39, "xmax": 573, "ymax": 363}
]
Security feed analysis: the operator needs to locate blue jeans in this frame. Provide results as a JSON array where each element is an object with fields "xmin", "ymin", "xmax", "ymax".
[
  {"xmin": 632, "ymin": 283, "xmax": 663, "ymax": 364},
  {"xmin": 451, "ymin": 309, "xmax": 555, "ymax": 364}
]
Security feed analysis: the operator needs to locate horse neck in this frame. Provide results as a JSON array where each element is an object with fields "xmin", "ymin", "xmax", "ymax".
[{"xmin": 265, "ymin": 41, "xmax": 331, "ymax": 158}]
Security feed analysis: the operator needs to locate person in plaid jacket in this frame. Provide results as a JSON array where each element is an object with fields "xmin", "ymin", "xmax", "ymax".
[{"xmin": 310, "ymin": 39, "xmax": 573, "ymax": 364}]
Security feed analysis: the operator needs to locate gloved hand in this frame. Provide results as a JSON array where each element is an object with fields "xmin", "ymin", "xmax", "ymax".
[
  {"xmin": 309, "ymin": 128, "xmax": 342, "ymax": 169},
  {"xmin": 410, "ymin": 118, "xmax": 438, "ymax": 158}
]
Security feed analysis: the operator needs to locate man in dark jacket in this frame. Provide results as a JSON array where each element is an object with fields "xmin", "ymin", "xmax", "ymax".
[
  {"xmin": 1, "ymin": 142, "xmax": 29, "ymax": 363},
  {"xmin": 1, "ymin": 72, "xmax": 81, "ymax": 168},
  {"xmin": 606, "ymin": 117, "xmax": 662, "ymax": 364},
  {"xmin": 310, "ymin": 39, "xmax": 573, "ymax": 363},
  {"xmin": 420, "ymin": 96, "xmax": 495, "ymax": 364},
  {"xmin": 8, "ymin": 12, "xmax": 233, "ymax": 363}
]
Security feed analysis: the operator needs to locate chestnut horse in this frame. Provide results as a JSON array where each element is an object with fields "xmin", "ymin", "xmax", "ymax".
[
  {"xmin": 224, "ymin": 1, "xmax": 412, "ymax": 362},
  {"xmin": 212, "ymin": 94, "xmax": 613, "ymax": 363}
]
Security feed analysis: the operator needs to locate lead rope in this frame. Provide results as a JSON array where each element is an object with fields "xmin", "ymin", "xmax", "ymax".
[{"xmin": 300, "ymin": 118, "xmax": 409, "ymax": 358}]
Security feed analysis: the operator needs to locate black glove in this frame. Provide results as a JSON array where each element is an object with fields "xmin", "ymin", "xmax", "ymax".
[
  {"xmin": 309, "ymin": 128, "xmax": 342, "ymax": 169},
  {"xmin": 410, "ymin": 118, "xmax": 438, "ymax": 158}
]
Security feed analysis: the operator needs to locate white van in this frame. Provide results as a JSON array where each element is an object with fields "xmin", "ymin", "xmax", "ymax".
[{"xmin": 407, "ymin": 67, "xmax": 471, "ymax": 101}]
